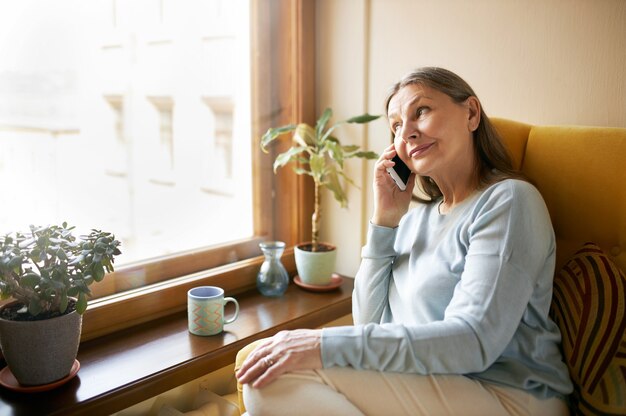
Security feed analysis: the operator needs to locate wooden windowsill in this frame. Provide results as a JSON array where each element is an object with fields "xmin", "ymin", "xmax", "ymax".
[{"xmin": 0, "ymin": 278, "xmax": 353, "ymax": 416}]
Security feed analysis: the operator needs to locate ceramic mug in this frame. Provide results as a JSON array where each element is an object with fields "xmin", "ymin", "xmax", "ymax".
[{"xmin": 187, "ymin": 286, "xmax": 239, "ymax": 336}]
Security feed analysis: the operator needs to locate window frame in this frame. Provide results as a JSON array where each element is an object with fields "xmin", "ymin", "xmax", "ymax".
[{"xmin": 81, "ymin": 0, "xmax": 316, "ymax": 341}]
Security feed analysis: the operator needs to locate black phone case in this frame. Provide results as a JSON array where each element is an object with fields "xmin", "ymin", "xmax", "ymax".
[{"xmin": 386, "ymin": 155, "xmax": 411, "ymax": 191}]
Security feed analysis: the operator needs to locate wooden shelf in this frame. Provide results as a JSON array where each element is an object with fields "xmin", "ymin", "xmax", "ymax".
[{"xmin": 0, "ymin": 278, "xmax": 353, "ymax": 416}]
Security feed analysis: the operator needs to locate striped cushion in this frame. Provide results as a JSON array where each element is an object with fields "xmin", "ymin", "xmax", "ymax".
[{"xmin": 551, "ymin": 242, "xmax": 626, "ymax": 415}]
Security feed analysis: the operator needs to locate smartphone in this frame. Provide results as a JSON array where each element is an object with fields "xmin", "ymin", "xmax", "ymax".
[{"xmin": 386, "ymin": 154, "xmax": 411, "ymax": 191}]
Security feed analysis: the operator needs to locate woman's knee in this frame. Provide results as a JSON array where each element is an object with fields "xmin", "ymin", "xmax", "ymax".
[{"xmin": 235, "ymin": 339, "xmax": 268, "ymax": 414}]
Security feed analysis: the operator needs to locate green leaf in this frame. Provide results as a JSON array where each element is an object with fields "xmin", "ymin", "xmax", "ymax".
[
  {"xmin": 21, "ymin": 272, "xmax": 41, "ymax": 288},
  {"xmin": 51, "ymin": 270, "xmax": 63, "ymax": 282},
  {"xmin": 293, "ymin": 167, "xmax": 313, "ymax": 176},
  {"xmin": 260, "ymin": 124, "xmax": 297, "ymax": 152},
  {"xmin": 7, "ymin": 256, "xmax": 22, "ymax": 268},
  {"xmin": 309, "ymin": 154, "xmax": 326, "ymax": 182},
  {"xmin": 102, "ymin": 259, "xmax": 113, "ymax": 273},
  {"xmin": 59, "ymin": 292, "xmax": 68, "ymax": 314},
  {"xmin": 342, "ymin": 145, "xmax": 360, "ymax": 152},
  {"xmin": 315, "ymin": 108, "xmax": 332, "ymax": 138},
  {"xmin": 339, "ymin": 170, "xmax": 359, "ymax": 188},
  {"xmin": 345, "ymin": 113, "xmax": 382, "ymax": 124},
  {"xmin": 17, "ymin": 238, "xmax": 34, "ymax": 249},
  {"xmin": 324, "ymin": 167, "xmax": 348, "ymax": 208},
  {"xmin": 0, "ymin": 282, "xmax": 9, "ymax": 298},
  {"xmin": 51, "ymin": 278, "xmax": 66, "ymax": 290},
  {"xmin": 346, "ymin": 150, "xmax": 379, "ymax": 160},
  {"xmin": 324, "ymin": 140, "xmax": 344, "ymax": 168},
  {"xmin": 76, "ymin": 293, "xmax": 88, "ymax": 315},
  {"xmin": 93, "ymin": 263, "xmax": 105, "ymax": 282},
  {"xmin": 326, "ymin": 135, "xmax": 340, "ymax": 144},
  {"xmin": 293, "ymin": 123, "xmax": 316, "ymax": 147},
  {"xmin": 28, "ymin": 298, "xmax": 42, "ymax": 316},
  {"xmin": 69, "ymin": 254, "xmax": 85, "ymax": 265},
  {"xmin": 273, "ymin": 146, "xmax": 307, "ymax": 172},
  {"xmin": 319, "ymin": 126, "xmax": 341, "ymax": 145}
]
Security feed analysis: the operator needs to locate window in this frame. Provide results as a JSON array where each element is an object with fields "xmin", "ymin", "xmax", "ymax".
[
  {"xmin": 0, "ymin": 1, "xmax": 254, "ymax": 272},
  {"xmin": 0, "ymin": 0, "xmax": 315, "ymax": 339},
  {"xmin": 202, "ymin": 96, "xmax": 234, "ymax": 195},
  {"xmin": 103, "ymin": 95, "xmax": 127, "ymax": 176},
  {"xmin": 147, "ymin": 96, "xmax": 175, "ymax": 179}
]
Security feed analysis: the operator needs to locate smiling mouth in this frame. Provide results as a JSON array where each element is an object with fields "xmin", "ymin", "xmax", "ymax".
[{"xmin": 409, "ymin": 143, "xmax": 435, "ymax": 157}]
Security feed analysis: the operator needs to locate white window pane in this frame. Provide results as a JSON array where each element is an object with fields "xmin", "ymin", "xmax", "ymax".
[{"xmin": 0, "ymin": 0, "xmax": 253, "ymax": 266}]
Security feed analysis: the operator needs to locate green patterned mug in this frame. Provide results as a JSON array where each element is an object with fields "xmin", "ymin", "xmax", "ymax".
[{"xmin": 188, "ymin": 286, "xmax": 239, "ymax": 336}]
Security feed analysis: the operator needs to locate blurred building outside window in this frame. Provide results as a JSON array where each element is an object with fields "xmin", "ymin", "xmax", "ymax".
[{"xmin": 0, "ymin": 0, "xmax": 253, "ymax": 271}]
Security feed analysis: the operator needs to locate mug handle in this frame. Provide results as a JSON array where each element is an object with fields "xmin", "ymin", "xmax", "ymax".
[{"xmin": 223, "ymin": 297, "xmax": 239, "ymax": 324}]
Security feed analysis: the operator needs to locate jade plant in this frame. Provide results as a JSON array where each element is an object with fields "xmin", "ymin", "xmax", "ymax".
[
  {"xmin": 261, "ymin": 108, "xmax": 380, "ymax": 251},
  {"xmin": 0, "ymin": 223, "xmax": 122, "ymax": 319}
]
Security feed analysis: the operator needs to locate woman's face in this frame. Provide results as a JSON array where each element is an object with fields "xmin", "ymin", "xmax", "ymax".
[{"xmin": 387, "ymin": 83, "xmax": 478, "ymax": 182}]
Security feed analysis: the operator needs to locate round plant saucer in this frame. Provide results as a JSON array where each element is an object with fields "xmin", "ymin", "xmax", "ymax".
[
  {"xmin": 0, "ymin": 359, "xmax": 80, "ymax": 393},
  {"xmin": 294, "ymin": 273, "xmax": 343, "ymax": 292}
]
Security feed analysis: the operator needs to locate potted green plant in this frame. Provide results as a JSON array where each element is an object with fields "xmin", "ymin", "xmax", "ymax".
[
  {"xmin": 261, "ymin": 108, "xmax": 380, "ymax": 285},
  {"xmin": 0, "ymin": 223, "xmax": 121, "ymax": 387}
]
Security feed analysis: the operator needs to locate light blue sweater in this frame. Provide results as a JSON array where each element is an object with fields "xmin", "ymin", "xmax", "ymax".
[{"xmin": 321, "ymin": 179, "xmax": 573, "ymax": 399}]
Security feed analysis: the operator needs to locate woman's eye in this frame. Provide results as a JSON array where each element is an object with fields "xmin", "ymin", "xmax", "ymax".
[
  {"xmin": 417, "ymin": 107, "xmax": 429, "ymax": 117},
  {"xmin": 393, "ymin": 123, "xmax": 401, "ymax": 133}
]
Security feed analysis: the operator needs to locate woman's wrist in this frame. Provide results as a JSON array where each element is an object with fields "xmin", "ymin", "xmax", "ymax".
[{"xmin": 370, "ymin": 213, "xmax": 400, "ymax": 229}]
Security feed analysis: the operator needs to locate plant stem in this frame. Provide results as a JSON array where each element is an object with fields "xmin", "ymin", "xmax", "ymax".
[
  {"xmin": 9, "ymin": 272, "xmax": 35, "ymax": 307},
  {"xmin": 312, "ymin": 180, "xmax": 320, "ymax": 251}
]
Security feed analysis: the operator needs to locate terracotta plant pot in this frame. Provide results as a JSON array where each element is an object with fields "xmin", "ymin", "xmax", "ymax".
[
  {"xmin": 0, "ymin": 301, "xmax": 82, "ymax": 386},
  {"xmin": 294, "ymin": 242, "xmax": 337, "ymax": 286}
]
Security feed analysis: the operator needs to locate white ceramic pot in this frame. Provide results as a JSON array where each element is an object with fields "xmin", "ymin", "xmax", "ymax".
[{"xmin": 294, "ymin": 242, "xmax": 336, "ymax": 285}]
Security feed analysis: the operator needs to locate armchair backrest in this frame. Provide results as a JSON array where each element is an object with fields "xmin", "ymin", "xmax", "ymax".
[{"xmin": 491, "ymin": 118, "xmax": 626, "ymax": 273}]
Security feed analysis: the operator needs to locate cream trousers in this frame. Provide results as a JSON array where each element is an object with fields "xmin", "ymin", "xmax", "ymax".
[
  {"xmin": 242, "ymin": 368, "xmax": 569, "ymax": 416},
  {"xmin": 236, "ymin": 342, "xmax": 569, "ymax": 416}
]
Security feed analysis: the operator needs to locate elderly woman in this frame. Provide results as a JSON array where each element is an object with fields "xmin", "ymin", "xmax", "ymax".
[{"xmin": 236, "ymin": 67, "xmax": 573, "ymax": 415}]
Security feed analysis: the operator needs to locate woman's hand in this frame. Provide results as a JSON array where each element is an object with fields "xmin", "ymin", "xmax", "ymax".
[
  {"xmin": 371, "ymin": 144, "xmax": 416, "ymax": 228},
  {"xmin": 235, "ymin": 329, "xmax": 323, "ymax": 389}
]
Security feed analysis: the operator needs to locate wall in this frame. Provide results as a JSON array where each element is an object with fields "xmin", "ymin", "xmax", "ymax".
[{"xmin": 317, "ymin": 0, "xmax": 626, "ymax": 277}]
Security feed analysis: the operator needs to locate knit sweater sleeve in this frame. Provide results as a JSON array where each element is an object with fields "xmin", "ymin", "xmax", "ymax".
[{"xmin": 321, "ymin": 181, "xmax": 556, "ymax": 376}]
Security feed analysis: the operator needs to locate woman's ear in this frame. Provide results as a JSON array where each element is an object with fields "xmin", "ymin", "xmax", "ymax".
[{"xmin": 466, "ymin": 96, "xmax": 481, "ymax": 132}]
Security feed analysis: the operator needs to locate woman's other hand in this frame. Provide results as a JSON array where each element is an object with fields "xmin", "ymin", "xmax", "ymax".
[
  {"xmin": 235, "ymin": 329, "xmax": 323, "ymax": 389},
  {"xmin": 371, "ymin": 144, "xmax": 416, "ymax": 228}
]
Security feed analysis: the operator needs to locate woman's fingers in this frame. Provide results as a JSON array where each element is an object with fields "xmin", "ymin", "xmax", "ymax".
[
  {"xmin": 377, "ymin": 144, "xmax": 396, "ymax": 166},
  {"xmin": 382, "ymin": 142, "xmax": 396, "ymax": 156},
  {"xmin": 236, "ymin": 339, "xmax": 274, "ymax": 384},
  {"xmin": 247, "ymin": 353, "xmax": 287, "ymax": 388},
  {"xmin": 371, "ymin": 143, "xmax": 416, "ymax": 227},
  {"xmin": 236, "ymin": 329, "xmax": 323, "ymax": 389},
  {"xmin": 374, "ymin": 145, "xmax": 398, "ymax": 185},
  {"xmin": 239, "ymin": 353, "xmax": 280, "ymax": 387}
]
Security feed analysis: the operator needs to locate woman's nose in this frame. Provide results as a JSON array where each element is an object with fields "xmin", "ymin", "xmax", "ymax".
[{"xmin": 399, "ymin": 123, "xmax": 419, "ymax": 143}]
